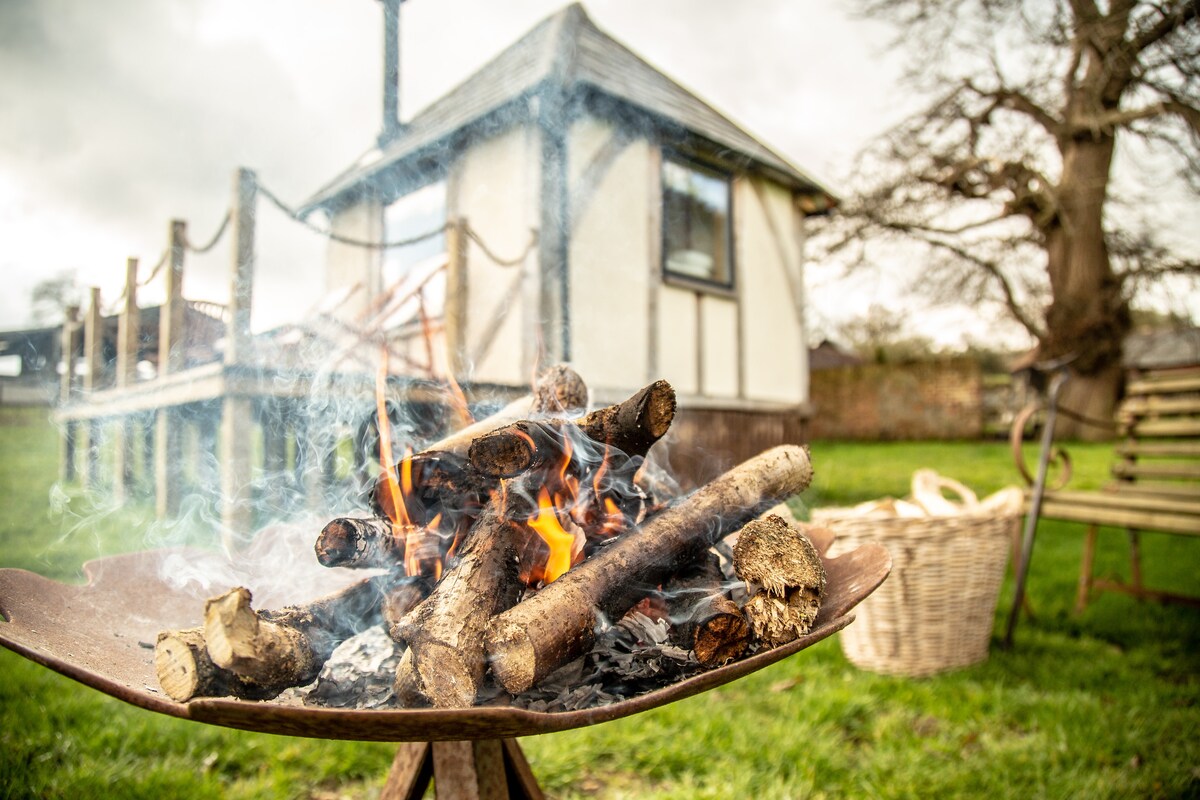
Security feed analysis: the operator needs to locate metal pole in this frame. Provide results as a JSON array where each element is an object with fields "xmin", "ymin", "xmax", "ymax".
[{"xmin": 1003, "ymin": 367, "xmax": 1070, "ymax": 648}]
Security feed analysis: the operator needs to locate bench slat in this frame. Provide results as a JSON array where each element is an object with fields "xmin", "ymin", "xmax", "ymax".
[
  {"xmin": 1111, "ymin": 462, "xmax": 1200, "ymax": 481},
  {"xmin": 1037, "ymin": 498, "xmax": 1200, "ymax": 536},
  {"xmin": 1119, "ymin": 396, "xmax": 1200, "ymax": 418},
  {"xmin": 1115, "ymin": 441, "xmax": 1200, "ymax": 459},
  {"xmin": 1126, "ymin": 373, "xmax": 1200, "ymax": 396},
  {"xmin": 1040, "ymin": 489, "xmax": 1200, "ymax": 515},
  {"xmin": 1123, "ymin": 418, "xmax": 1200, "ymax": 438}
]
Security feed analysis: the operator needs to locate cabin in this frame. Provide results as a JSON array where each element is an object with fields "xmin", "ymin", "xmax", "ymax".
[
  {"xmin": 301, "ymin": 2, "xmax": 837, "ymax": 481},
  {"xmin": 48, "ymin": 2, "xmax": 837, "ymax": 533}
]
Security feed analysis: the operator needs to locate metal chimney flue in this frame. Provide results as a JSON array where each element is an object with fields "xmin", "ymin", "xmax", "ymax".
[{"xmin": 378, "ymin": 0, "xmax": 404, "ymax": 148}]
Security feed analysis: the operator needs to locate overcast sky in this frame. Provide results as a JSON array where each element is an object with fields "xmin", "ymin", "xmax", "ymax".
[{"xmin": 0, "ymin": 0, "xmax": 1020, "ymax": 345}]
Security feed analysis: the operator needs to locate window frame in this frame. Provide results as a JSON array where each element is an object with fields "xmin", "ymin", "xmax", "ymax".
[{"xmin": 660, "ymin": 152, "xmax": 736, "ymax": 295}]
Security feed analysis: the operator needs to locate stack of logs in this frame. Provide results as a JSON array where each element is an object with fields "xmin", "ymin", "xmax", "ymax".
[{"xmin": 155, "ymin": 367, "xmax": 825, "ymax": 709}]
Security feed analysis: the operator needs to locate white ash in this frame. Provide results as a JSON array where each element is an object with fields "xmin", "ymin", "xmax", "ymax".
[
  {"xmin": 293, "ymin": 547, "xmax": 745, "ymax": 713},
  {"xmin": 301, "ymin": 625, "xmax": 401, "ymax": 709},
  {"xmin": 507, "ymin": 610, "xmax": 703, "ymax": 713}
]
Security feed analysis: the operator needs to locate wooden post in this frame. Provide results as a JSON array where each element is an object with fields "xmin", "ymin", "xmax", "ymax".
[
  {"xmin": 81, "ymin": 287, "xmax": 103, "ymax": 489},
  {"xmin": 155, "ymin": 220, "xmax": 187, "ymax": 519},
  {"xmin": 226, "ymin": 167, "xmax": 256, "ymax": 365},
  {"xmin": 58, "ymin": 305, "xmax": 80, "ymax": 483},
  {"xmin": 443, "ymin": 218, "xmax": 468, "ymax": 379},
  {"xmin": 113, "ymin": 258, "xmax": 139, "ymax": 503},
  {"xmin": 220, "ymin": 167, "xmax": 258, "ymax": 543}
]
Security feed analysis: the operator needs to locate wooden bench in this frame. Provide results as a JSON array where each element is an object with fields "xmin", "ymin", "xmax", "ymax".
[{"xmin": 1005, "ymin": 365, "xmax": 1200, "ymax": 637}]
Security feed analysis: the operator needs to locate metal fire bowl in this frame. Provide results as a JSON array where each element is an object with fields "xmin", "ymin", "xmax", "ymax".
[{"xmin": 0, "ymin": 528, "xmax": 889, "ymax": 743}]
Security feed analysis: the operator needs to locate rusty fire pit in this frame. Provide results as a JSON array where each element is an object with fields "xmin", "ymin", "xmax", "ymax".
[{"xmin": 0, "ymin": 523, "xmax": 888, "ymax": 798}]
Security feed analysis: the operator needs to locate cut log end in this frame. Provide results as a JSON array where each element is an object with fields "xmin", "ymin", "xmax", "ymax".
[
  {"xmin": 733, "ymin": 514, "xmax": 826, "ymax": 598},
  {"xmin": 153, "ymin": 627, "xmax": 278, "ymax": 702},
  {"xmin": 154, "ymin": 629, "xmax": 207, "ymax": 702},
  {"xmin": 734, "ymin": 514, "xmax": 826, "ymax": 647},
  {"xmin": 692, "ymin": 608, "xmax": 751, "ymax": 667},
  {"xmin": 533, "ymin": 364, "xmax": 588, "ymax": 415},
  {"xmin": 636, "ymin": 379, "xmax": 677, "ymax": 440}
]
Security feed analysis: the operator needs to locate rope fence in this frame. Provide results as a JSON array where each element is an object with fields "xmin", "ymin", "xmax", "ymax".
[{"xmin": 96, "ymin": 176, "xmax": 538, "ymax": 316}]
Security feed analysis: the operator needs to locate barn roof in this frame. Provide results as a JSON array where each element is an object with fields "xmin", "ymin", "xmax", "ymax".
[{"xmin": 302, "ymin": 3, "xmax": 834, "ymax": 213}]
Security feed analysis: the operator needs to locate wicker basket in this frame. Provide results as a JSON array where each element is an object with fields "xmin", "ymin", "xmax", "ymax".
[{"xmin": 812, "ymin": 474, "xmax": 1021, "ymax": 677}]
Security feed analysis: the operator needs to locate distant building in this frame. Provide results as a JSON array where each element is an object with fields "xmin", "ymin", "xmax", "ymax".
[{"xmin": 302, "ymin": 3, "xmax": 837, "ymax": 477}]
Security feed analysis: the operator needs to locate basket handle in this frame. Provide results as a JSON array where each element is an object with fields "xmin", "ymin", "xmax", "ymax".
[{"xmin": 911, "ymin": 469, "xmax": 979, "ymax": 515}]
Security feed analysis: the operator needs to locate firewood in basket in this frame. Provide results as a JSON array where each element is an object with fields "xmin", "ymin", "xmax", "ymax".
[
  {"xmin": 485, "ymin": 444, "xmax": 814, "ymax": 695},
  {"xmin": 666, "ymin": 551, "xmax": 750, "ymax": 667},
  {"xmin": 468, "ymin": 380, "xmax": 677, "ymax": 478},
  {"xmin": 200, "ymin": 572, "xmax": 395, "ymax": 696},
  {"xmin": 392, "ymin": 503, "xmax": 523, "ymax": 708},
  {"xmin": 154, "ymin": 628, "xmax": 279, "ymax": 702},
  {"xmin": 733, "ymin": 514, "xmax": 827, "ymax": 647}
]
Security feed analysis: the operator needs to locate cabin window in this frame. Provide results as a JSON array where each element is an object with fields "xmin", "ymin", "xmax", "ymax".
[
  {"xmin": 382, "ymin": 180, "xmax": 447, "ymax": 287},
  {"xmin": 662, "ymin": 157, "xmax": 733, "ymax": 289}
]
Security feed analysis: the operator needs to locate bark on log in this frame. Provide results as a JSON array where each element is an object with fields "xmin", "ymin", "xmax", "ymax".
[
  {"xmin": 382, "ymin": 578, "xmax": 433, "ymax": 642},
  {"xmin": 153, "ymin": 628, "xmax": 278, "ymax": 702},
  {"xmin": 576, "ymin": 379, "xmax": 676, "ymax": 459},
  {"xmin": 392, "ymin": 504, "xmax": 523, "ymax": 707},
  {"xmin": 733, "ymin": 514, "xmax": 827, "ymax": 647},
  {"xmin": 485, "ymin": 444, "xmax": 814, "ymax": 694},
  {"xmin": 421, "ymin": 364, "xmax": 587, "ymax": 459},
  {"xmin": 315, "ymin": 516, "xmax": 403, "ymax": 569},
  {"xmin": 202, "ymin": 572, "xmax": 394, "ymax": 696},
  {"xmin": 468, "ymin": 380, "xmax": 676, "ymax": 478},
  {"xmin": 666, "ymin": 551, "xmax": 750, "ymax": 667}
]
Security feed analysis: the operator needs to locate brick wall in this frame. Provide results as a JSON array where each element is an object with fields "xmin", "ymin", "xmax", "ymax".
[{"xmin": 808, "ymin": 358, "xmax": 984, "ymax": 440}]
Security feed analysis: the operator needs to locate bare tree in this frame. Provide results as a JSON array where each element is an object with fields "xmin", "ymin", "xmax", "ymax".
[
  {"xmin": 820, "ymin": 0, "xmax": 1199, "ymax": 433},
  {"xmin": 30, "ymin": 271, "xmax": 81, "ymax": 326}
]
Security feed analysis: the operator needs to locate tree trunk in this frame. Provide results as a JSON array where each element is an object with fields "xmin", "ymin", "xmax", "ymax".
[{"xmin": 1041, "ymin": 134, "xmax": 1129, "ymax": 439}]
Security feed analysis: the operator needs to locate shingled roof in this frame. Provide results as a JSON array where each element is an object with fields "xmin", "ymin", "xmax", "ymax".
[{"xmin": 303, "ymin": 3, "xmax": 834, "ymax": 213}]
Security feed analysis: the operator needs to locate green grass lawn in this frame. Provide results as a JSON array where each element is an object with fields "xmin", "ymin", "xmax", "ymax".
[{"xmin": 1, "ymin": 407, "xmax": 1198, "ymax": 799}]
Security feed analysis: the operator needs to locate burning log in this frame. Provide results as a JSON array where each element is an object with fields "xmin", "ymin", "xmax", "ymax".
[
  {"xmin": 201, "ymin": 573, "xmax": 395, "ymax": 697},
  {"xmin": 345, "ymin": 366, "xmax": 589, "ymax": 572},
  {"xmin": 577, "ymin": 379, "xmax": 676, "ymax": 459},
  {"xmin": 420, "ymin": 365, "xmax": 588, "ymax": 460},
  {"xmin": 382, "ymin": 578, "xmax": 433, "ymax": 641},
  {"xmin": 154, "ymin": 628, "xmax": 278, "ymax": 702},
  {"xmin": 392, "ymin": 503, "xmax": 523, "ymax": 708},
  {"xmin": 485, "ymin": 444, "xmax": 814, "ymax": 694},
  {"xmin": 468, "ymin": 380, "xmax": 676, "ymax": 478},
  {"xmin": 315, "ymin": 516, "xmax": 403, "ymax": 569},
  {"xmin": 666, "ymin": 551, "xmax": 750, "ymax": 667},
  {"xmin": 733, "ymin": 514, "xmax": 827, "ymax": 647}
]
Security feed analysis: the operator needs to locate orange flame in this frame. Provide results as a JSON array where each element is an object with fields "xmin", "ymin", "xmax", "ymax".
[
  {"xmin": 376, "ymin": 347, "xmax": 407, "ymax": 528},
  {"xmin": 526, "ymin": 486, "xmax": 576, "ymax": 583}
]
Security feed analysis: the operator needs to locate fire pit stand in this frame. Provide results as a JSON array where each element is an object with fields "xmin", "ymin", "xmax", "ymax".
[
  {"xmin": 381, "ymin": 739, "xmax": 542, "ymax": 800},
  {"xmin": 0, "ymin": 535, "xmax": 888, "ymax": 798}
]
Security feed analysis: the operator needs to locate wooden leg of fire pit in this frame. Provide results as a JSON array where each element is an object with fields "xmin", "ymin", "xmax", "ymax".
[{"xmin": 380, "ymin": 739, "xmax": 543, "ymax": 800}]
